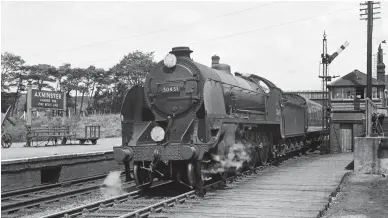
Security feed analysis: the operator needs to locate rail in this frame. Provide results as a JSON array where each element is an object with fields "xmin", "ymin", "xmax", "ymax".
[
  {"xmin": 1, "ymin": 172, "xmax": 131, "ymax": 214},
  {"xmin": 36, "ymin": 139, "xmax": 313, "ymax": 218}
]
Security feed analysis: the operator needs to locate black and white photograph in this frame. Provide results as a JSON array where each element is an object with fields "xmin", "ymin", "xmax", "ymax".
[{"xmin": 1, "ymin": 0, "xmax": 388, "ymax": 217}]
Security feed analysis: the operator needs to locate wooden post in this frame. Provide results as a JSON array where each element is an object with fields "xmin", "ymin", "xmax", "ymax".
[
  {"xmin": 26, "ymin": 81, "xmax": 32, "ymax": 127},
  {"xmin": 62, "ymin": 90, "xmax": 67, "ymax": 125},
  {"xmin": 25, "ymin": 80, "xmax": 32, "ymax": 147}
]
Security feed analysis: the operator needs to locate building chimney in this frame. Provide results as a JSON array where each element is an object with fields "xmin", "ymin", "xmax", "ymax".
[
  {"xmin": 211, "ymin": 55, "xmax": 220, "ymax": 67},
  {"xmin": 377, "ymin": 44, "xmax": 386, "ymax": 84}
]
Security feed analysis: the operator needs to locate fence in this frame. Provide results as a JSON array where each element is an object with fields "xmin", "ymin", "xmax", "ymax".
[
  {"xmin": 12, "ymin": 108, "xmax": 119, "ymax": 119},
  {"xmin": 82, "ymin": 109, "xmax": 119, "ymax": 117}
]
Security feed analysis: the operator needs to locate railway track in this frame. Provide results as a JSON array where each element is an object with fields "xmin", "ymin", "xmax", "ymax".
[
  {"xmin": 1, "ymin": 171, "xmax": 134, "ymax": 217},
  {"xmin": 3, "ymin": 150, "xmax": 311, "ymax": 218},
  {"xmin": 39, "ymin": 155, "xmax": 292, "ymax": 218}
]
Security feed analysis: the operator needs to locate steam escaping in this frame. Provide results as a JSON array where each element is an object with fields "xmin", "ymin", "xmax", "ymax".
[
  {"xmin": 204, "ymin": 141, "xmax": 253, "ymax": 174},
  {"xmin": 100, "ymin": 171, "xmax": 123, "ymax": 198}
]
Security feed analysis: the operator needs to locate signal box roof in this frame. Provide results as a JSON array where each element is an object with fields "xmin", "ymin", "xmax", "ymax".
[{"xmin": 327, "ymin": 69, "xmax": 385, "ymax": 87}]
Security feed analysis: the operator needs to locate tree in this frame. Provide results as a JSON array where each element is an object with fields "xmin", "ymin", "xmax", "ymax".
[
  {"xmin": 67, "ymin": 68, "xmax": 85, "ymax": 115},
  {"xmin": 57, "ymin": 63, "xmax": 72, "ymax": 91},
  {"xmin": 104, "ymin": 50, "xmax": 157, "ymax": 111},
  {"xmin": 27, "ymin": 64, "xmax": 57, "ymax": 90},
  {"xmin": 110, "ymin": 50, "xmax": 157, "ymax": 88},
  {"xmin": 1, "ymin": 52, "xmax": 27, "ymax": 115},
  {"xmin": 1, "ymin": 52, "xmax": 25, "ymax": 92}
]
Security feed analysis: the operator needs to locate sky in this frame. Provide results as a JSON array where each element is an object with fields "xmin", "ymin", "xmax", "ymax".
[{"xmin": 1, "ymin": 0, "xmax": 388, "ymax": 91}]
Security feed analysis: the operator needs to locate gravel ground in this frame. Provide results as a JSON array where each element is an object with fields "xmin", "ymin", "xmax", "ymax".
[{"xmin": 322, "ymin": 172, "xmax": 388, "ymax": 218}]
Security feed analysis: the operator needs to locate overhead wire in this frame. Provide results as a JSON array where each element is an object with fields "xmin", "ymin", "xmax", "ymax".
[
  {"xmin": 191, "ymin": 6, "xmax": 358, "ymax": 45},
  {"xmin": 30, "ymin": 1, "xmax": 281, "ymax": 57},
  {"xmin": 73, "ymin": 5, "xmax": 359, "ymax": 67}
]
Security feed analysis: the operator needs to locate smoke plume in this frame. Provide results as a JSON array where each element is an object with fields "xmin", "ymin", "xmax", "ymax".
[
  {"xmin": 204, "ymin": 140, "xmax": 253, "ymax": 174},
  {"xmin": 100, "ymin": 171, "xmax": 123, "ymax": 198}
]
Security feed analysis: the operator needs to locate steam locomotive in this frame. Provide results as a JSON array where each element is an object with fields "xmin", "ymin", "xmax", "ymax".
[{"xmin": 113, "ymin": 46, "xmax": 325, "ymax": 195}]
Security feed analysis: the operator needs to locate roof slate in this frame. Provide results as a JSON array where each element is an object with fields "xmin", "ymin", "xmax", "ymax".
[{"xmin": 328, "ymin": 69, "xmax": 385, "ymax": 87}]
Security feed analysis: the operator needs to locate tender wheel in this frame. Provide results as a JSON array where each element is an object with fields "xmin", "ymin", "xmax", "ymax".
[
  {"xmin": 91, "ymin": 140, "xmax": 97, "ymax": 145},
  {"xmin": 1, "ymin": 133, "xmax": 12, "ymax": 148},
  {"xmin": 133, "ymin": 163, "xmax": 153, "ymax": 189}
]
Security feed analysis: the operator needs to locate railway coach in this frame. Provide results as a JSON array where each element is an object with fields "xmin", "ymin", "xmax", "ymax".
[{"xmin": 113, "ymin": 46, "xmax": 325, "ymax": 195}]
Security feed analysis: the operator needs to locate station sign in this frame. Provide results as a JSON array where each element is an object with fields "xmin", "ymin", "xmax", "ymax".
[{"xmin": 31, "ymin": 89, "xmax": 65, "ymax": 110}]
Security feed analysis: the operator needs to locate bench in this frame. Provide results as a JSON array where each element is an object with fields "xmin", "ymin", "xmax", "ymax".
[{"xmin": 26, "ymin": 125, "xmax": 76, "ymax": 147}]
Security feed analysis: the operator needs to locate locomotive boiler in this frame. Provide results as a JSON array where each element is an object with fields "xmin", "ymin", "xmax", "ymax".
[{"xmin": 113, "ymin": 46, "xmax": 324, "ymax": 195}]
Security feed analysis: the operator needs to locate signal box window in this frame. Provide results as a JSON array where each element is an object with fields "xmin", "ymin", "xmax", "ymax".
[
  {"xmin": 331, "ymin": 87, "xmax": 354, "ymax": 100},
  {"xmin": 356, "ymin": 87, "xmax": 364, "ymax": 99},
  {"xmin": 372, "ymin": 87, "xmax": 380, "ymax": 99}
]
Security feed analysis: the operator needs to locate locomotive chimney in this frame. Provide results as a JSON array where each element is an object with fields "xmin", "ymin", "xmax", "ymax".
[
  {"xmin": 170, "ymin": 46, "xmax": 193, "ymax": 58},
  {"xmin": 211, "ymin": 55, "xmax": 220, "ymax": 67}
]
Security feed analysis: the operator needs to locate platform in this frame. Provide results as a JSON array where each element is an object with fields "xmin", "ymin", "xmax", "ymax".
[
  {"xmin": 171, "ymin": 153, "xmax": 353, "ymax": 218},
  {"xmin": 1, "ymin": 137, "xmax": 122, "ymax": 161}
]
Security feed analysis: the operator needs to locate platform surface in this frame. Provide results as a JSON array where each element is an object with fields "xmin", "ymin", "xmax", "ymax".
[
  {"xmin": 171, "ymin": 153, "xmax": 353, "ymax": 218},
  {"xmin": 1, "ymin": 137, "xmax": 121, "ymax": 161}
]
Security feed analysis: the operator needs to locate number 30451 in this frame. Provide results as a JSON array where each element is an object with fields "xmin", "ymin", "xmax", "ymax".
[{"xmin": 161, "ymin": 86, "xmax": 179, "ymax": 93}]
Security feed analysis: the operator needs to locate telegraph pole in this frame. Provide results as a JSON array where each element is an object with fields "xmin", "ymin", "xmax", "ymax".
[
  {"xmin": 360, "ymin": 1, "xmax": 381, "ymax": 98},
  {"xmin": 319, "ymin": 32, "xmax": 349, "ymax": 154}
]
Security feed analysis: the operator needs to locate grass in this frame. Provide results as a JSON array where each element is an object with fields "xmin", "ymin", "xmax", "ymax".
[{"xmin": 2, "ymin": 114, "xmax": 121, "ymax": 143}]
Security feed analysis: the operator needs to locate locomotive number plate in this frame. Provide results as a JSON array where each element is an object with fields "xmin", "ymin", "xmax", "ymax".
[{"xmin": 160, "ymin": 86, "xmax": 180, "ymax": 93}]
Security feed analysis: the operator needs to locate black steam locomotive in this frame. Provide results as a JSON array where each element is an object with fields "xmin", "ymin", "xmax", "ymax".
[{"xmin": 113, "ymin": 46, "xmax": 325, "ymax": 194}]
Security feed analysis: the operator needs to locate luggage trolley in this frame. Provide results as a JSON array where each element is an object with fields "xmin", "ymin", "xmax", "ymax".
[{"xmin": 75, "ymin": 125, "xmax": 100, "ymax": 145}]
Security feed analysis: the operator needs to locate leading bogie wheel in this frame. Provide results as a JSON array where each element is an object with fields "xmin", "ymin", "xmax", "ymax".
[
  {"xmin": 1, "ymin": 133, "xmax": 12, "ymax": 148},
  {"xmin": 133, "ymin": 163, "xmax": 153, "ymax": 189},
  {"xmin": 186, "ymin": 161, "xmax": 205, "ymax": 197}
]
